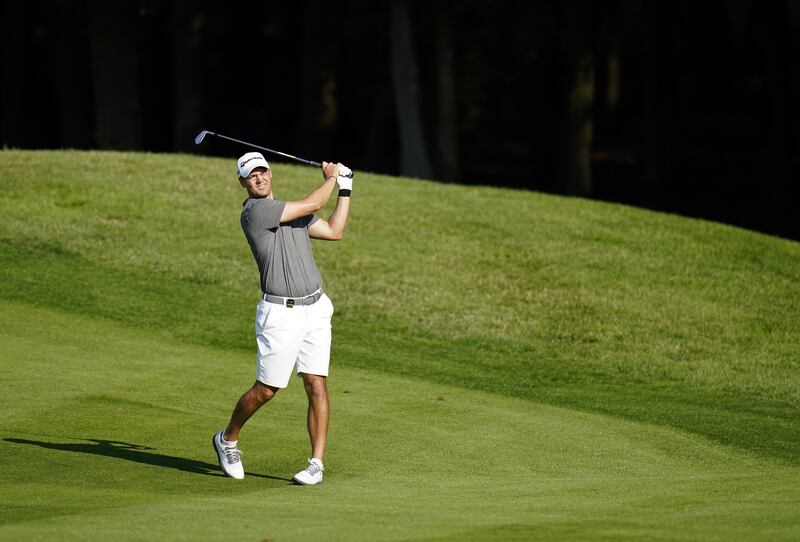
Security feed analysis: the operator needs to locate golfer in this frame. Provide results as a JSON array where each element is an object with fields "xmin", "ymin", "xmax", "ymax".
[{"xmin": 213, "ymin": 151, "xmax": 352, "ymax": 485}]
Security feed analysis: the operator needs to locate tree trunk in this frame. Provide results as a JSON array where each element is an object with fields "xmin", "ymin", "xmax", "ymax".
[
  {"xmin": 435, "ymin": 4, "xmax": 459, "ymax": 182},
  {"xmin": 294, "ymin": 0, "xmax": 337, "ymax": 162},
  {"xmin": 361, "ymin": 78, "xmax": 395, "ymax": 172},
  {"xmin": 641, "ymin": 1, "xmax": 659, "ymax": 193},
  {"xmin": 171, "ymin": 1, "xmax": 203, "ymax": 153},
  {"xmin": 765, "ymin": 2, "xmax": 788, "ymax": 207},
  {"xmin": 1, "ymin": 1, "xmax": 27, "ymax": 147},
  {"xmin": 559, "ymin": 0, "xmax": 594, "ymax": 197},
  {"xmin": 594, "ymin": 6, "xmax": 621, "ymax": 130},
  {"xmin": 55, "ymin": 0, "xmax": 92, "ymax": 149},
  {"xmin": 87, "ymin": 0, "xmax": 142, "ymax": 149},
  {"xmin": 390, "ymin": 0, "xmax": 432, "ymax": 179}
]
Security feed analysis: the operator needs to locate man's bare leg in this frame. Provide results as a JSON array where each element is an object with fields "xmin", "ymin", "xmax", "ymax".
[
  {"xmin": 224, "ymin": 381, "xmax": 279, "ymax": 442},
  {"xmin": 301, "ymin": 373, "xmax": 329, "ymax": 460}
]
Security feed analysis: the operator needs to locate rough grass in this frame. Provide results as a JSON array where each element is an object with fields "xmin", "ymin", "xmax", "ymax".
[{"xmin": 1, "ymin": 150, "xmax": 799, "ymax": 540}]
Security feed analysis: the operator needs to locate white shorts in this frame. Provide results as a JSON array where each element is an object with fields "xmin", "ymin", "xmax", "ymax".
[{"xmin": 255, "ymin": 293, "xmax": 334, "ymax": 388}]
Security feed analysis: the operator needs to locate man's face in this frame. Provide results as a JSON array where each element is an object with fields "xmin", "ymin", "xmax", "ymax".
[{"xmin": 240, "ymin": 166, "xmax": 273, "ymax": 198}]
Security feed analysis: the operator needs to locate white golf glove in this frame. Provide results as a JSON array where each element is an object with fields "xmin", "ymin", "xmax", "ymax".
[{"xmin": 337, "ymin": 163, "xmax": 353, "ymax": 190}]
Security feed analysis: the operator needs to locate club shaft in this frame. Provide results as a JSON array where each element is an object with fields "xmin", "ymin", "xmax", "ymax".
[{"xmin": 206, "ymin": 131, "xmax": 321, "ymax": 168}]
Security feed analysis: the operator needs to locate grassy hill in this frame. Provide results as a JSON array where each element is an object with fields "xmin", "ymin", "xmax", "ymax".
[{"xmin": 1, "ymin": 150, "xmax": 798, "ymax": 541}]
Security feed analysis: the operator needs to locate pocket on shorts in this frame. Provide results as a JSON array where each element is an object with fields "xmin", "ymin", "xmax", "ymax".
[
  {"xmin": 322, "ymin": 294, "xmax": 334, "ymax": 318},
  {"xmin": 255, "ymin": 300, "xmax": 272, "ymax": 332}
]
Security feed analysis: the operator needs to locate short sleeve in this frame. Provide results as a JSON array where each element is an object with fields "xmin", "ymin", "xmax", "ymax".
[
  {"xmin": 249, "ymin": 199, "xmax": 287, "ymax": 231},
  {"xmin": 293, "ymin": 214, "xmax": 319, "ymax": 228}
]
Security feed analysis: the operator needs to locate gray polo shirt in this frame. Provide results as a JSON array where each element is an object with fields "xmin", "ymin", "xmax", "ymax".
[{"xmin": 241, "ymin": 197, "xmax": 323, "ymax": 297}]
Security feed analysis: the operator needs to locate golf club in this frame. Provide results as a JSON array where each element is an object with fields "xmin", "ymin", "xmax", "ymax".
[{"xmin": 194, "ymin": 130, "xmax": 322, "ymax": 168}]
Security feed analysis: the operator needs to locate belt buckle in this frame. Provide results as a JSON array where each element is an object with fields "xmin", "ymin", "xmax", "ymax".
[{"xmin": 286, "ymin": 298, "xmax": 295, "ymax": 308}]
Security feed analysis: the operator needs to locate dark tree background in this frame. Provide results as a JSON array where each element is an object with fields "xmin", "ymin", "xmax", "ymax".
[{"xmin": 2, "ymin": 0, "xmax": 799, "ymax": 240}]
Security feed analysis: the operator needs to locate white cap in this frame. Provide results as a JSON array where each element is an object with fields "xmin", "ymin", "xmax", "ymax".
[{"xmin": 237, "ymin": 152, "xmax": 270, "ymax": 178}]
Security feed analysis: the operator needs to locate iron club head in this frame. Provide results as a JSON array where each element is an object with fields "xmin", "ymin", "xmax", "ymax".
[{"xmin": 194, "ymin": 130, "xmax": 211, "ymax": 145}]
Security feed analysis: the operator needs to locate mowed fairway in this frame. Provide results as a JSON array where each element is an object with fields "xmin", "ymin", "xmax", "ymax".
[{"xmin": 1, "ymin": 150, "xmax": 799, "ymax": 540}]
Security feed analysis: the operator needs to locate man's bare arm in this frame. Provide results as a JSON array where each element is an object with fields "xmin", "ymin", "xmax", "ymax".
[
  {"xmin": 309, "ymin": 194, "xmax": 350, "ymax": 240},
  {"xmin": 280, "ymin": 162, "xmax": 339, "ymax": 223}
]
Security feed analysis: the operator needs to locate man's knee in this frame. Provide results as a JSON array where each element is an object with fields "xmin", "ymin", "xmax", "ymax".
[
  {"xmin": 302, "ymin": 374, "xmax": 327, "ymax": 400},
  {"xmin": 251, "ymin": 381, "xmax": 279, "ymax": 404}
]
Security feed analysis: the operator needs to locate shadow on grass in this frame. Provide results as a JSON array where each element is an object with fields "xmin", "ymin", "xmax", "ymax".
[{"xmin": 3, "ymin": 437, "xmax": 293, "ymax": 482}]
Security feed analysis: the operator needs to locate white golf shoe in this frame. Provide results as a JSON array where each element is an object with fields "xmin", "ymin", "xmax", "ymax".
[
  {"xmin": 212, "ymin": 431, "xmax": 244, "ymax": 479},
  {"xmin": 293, "ymin": 458, "xmax": 324, "ymax": 485}
]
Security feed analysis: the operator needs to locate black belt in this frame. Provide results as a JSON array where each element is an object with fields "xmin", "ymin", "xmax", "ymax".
[{"xmin": 262, "ymin": 289, "xmax": 322, "ymax": 308}]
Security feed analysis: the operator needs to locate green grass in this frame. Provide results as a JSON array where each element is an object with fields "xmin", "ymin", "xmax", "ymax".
[{"xmin": 1, "ymin": 149, "xmax": 799, "ymax": 540}]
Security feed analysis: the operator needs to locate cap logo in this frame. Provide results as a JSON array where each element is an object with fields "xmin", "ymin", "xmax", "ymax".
[{"xmin": 240, "ymin": 156, "xmax": 260, "ymax": 168}]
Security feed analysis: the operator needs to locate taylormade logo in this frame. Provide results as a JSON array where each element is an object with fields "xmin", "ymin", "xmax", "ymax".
[{"xmin": 240, "ymin": 157, "xmax": 259, "ymax": 167}]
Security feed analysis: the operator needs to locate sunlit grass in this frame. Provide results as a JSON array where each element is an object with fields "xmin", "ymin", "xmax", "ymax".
[{"xmin": 1, "ymin": 149, "xmax": 799, "ymax": 540}]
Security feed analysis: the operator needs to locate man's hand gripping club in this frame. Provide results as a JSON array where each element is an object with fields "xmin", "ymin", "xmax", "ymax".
[
  {"xmin": 307, "ymin": 162, "xmax": 352, "ymax": 240},
  {"xmin": 336, "ymin": 164, "xmax": 353, "ymax": 191}
]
